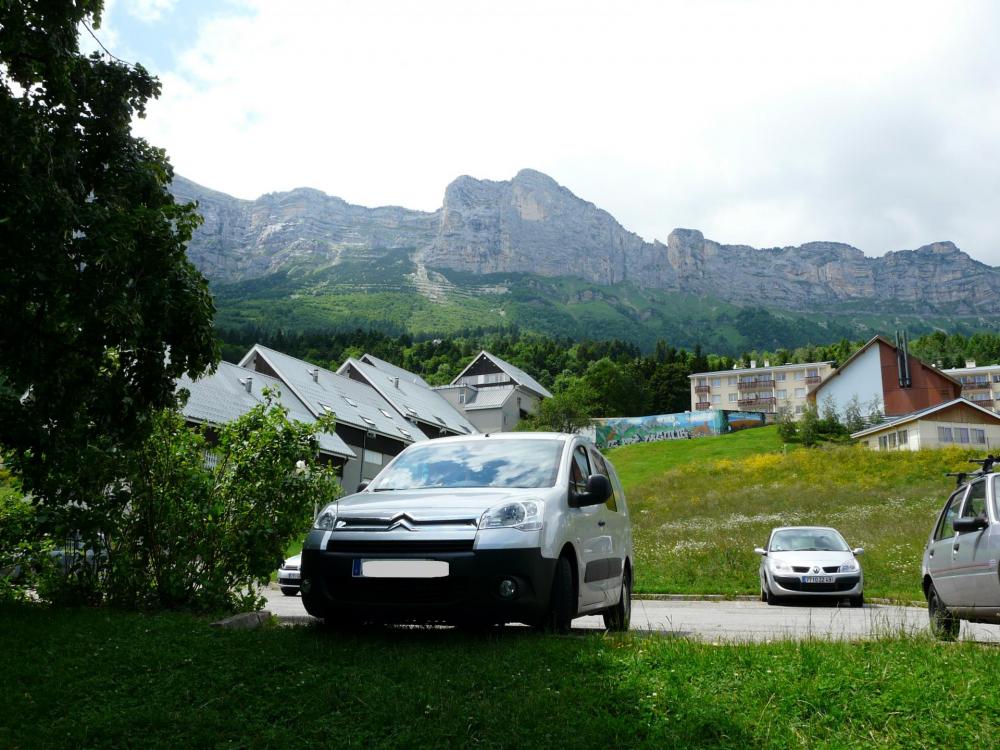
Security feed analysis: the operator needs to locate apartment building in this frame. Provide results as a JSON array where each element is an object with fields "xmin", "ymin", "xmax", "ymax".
[
  {"xmin": 942, "ymin": 361, "xmax": 1000, "ymax": 413},
  {"xmin": 689, "ymin": 360, "xmax": 835, "ymax": 416}
]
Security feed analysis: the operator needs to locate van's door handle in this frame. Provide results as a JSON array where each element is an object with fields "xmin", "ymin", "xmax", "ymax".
[
  {"xmin": 598, "ymin": 520, "xmax": 606, "ymax": 527},
  {"xmin": 953, "ymin": 543, "xmax": 960, "ymax": 552}
]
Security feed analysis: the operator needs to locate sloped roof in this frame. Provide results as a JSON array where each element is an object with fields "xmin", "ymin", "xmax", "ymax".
[
  {"xmin": 462, "ymin": 384, "xmax": 517, "ymax": 410},
  {"xmin": 850, "ymin": 397, "xmax": 1000, "ymax": 439},
  {"xmin": 809, "ymin": 335, "xmax": 962, "ymax": 398},
  {"xmin": 452, "ymin": 351, "xmax": 553, "ymax": 399},
  {"xmin": 338, "ymin": 357, "xmax": 477, "ymax": 435},
  {"xmin": 359, "ymin": 353, "xmax": 431, "ymax": 388},
  {"xmin": 177, "ymin": 361, "xmax": 355, "ymax": 459},
  {"xmin": 238, "ymin": 345, "xmax": 427, "ymax": 444}
]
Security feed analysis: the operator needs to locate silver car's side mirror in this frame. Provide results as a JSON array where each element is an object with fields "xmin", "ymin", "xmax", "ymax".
[
  {"xmin": 852, "ymin": 547, "xmax": 864, "ymax": 556},
  {"xmin": 754, "ymin": 547, "xmax": 767, "ymax": 556}
]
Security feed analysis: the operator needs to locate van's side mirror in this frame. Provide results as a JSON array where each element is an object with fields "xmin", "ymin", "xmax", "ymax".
[
  {"xmin": 572, "ymin": 474, "xmax": 612, "ymax": 507},
  {"xmin": 952, "ymin": 517, "xmax": 988, "ymax": 533},
  {"xmin": 852, "ymin": 547, "xmax": 865, "ymax": 556},
  {"xmin": 357, "ymin": 482, "xmax": 369, "ymax": 493},
  {"xmin": 754, "ymin": 547, "xmax": 767, "ymax": 556}
]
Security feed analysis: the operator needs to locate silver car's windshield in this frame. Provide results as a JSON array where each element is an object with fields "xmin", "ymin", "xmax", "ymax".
[
  {"xmin": 372, "ymin": 439, "xmax": 565, "ymax": 490},
  {"xmin": 770, "ymin": 529, "xmax": 849, "ymax": 552}
]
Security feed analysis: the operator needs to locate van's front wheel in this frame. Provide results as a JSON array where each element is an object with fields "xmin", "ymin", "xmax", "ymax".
[
  {"xmin": 603, "ymin": 564, "xmax": 631, "ymax": 632},
  {"xmin": 541, "ymin": 555, "xmax": 576, "ymax": 634}
]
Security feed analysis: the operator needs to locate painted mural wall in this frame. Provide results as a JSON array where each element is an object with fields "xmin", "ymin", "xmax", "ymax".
[{"xmin": 589, "ymin": 410, "xmax": 767, "ymax": 449}]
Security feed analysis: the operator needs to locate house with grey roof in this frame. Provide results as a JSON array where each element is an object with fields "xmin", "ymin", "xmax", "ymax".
[
  {"xmin": 238, "ymin": 345, "xmax": 427, "ymax": 491},
  {"xmin": 435, "ymin": 351, "xmax": 553, "ymax": 432},
  {"xmin": 177, "ymin": 361, "xmax": 356, "ymax": 469},
  {"xmin": 359, "ymin": 353, "xmax": 431, "ymax": 389},
  {"xmin": 337, "ymin": 356, "xmax": 477, "ymax": 438}
]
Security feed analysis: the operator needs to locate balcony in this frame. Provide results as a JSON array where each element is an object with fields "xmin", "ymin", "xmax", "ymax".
[
  {"xmin": 695, "ymin": 401, "xmax": 711, "ymax": 410},
  {"xmin": 805, "ymin": 375, "xmax": 821, "ymax": 384},
  {"xmin": 695, "ymin": 384, "xmax": 711, "ymax": 394},
  {"xmin": 961, "ymin": 381, "xmax": 991, "ymax": 391},
  {"xmin": 738, "ymin": 396, "xmax": 776, "ymax": 409},
  {"xmin": 738, "ymin": 378, "xmax": 774, "ymax": 391},
  {"xmin": 968, "ymin": 392, "xmax": 994, "ymax": 403}
]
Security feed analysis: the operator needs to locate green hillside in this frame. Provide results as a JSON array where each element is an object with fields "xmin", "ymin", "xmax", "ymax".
[
  {"xmin": 210, "ymin": 263, "xmax": 1000, "ymax": 354},
  {"xmin": 611, "ymin": 433, "xmax": 979, "ymax": 601}
]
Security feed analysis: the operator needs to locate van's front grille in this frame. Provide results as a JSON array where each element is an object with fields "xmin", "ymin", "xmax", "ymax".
[{"xmin": 326, "ymin": 539, "xmax": 475, "ymax": 555}]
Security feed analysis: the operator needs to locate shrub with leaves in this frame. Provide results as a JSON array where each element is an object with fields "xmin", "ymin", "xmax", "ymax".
[{"xmin": 41, "ymin": 391, "xmax": 341, "ymax": 612}]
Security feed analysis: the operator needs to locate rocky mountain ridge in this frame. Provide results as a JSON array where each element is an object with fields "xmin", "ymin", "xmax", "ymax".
[{"xmin": 173, "ymin": 169, "xmax": 1000, "ymax": 313}]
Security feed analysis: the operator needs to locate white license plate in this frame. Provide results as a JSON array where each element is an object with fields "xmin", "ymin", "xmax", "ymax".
[
  {"xmin": 802, "ymin": 575, "xmax": 835, "ymax": 584},
  {"xmin": 352, "ymin": 559, "xmax": 449, "ymax": 578}
]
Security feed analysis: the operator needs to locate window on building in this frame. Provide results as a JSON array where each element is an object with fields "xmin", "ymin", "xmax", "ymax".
[
  {"xmin": 775, "ymin": 372, "xmax": 786, "ymax": 381},
  {"xmin": 363, "ymin": 448, "xmax": 383, "ymax": 467},
  {"xmin": 878, "ymin": 435, "xmax": 888, "ymax": 450},
  {"xmin": 728, "ymin": 376, "xmax": 737, "ymax": 386},
  {"xmin": 955, "ymin": 427, "xmax": 970, "ymax": 444},
  {"xmin": 972, "ymin": 428, "xmax": 986, "ymax": 445},
  {"xmin": 938, "ymin": 427, "xmax": 953, "ymax": 443},
  {"xmin": 888, "ymin": 432, "xmax": 897, "ymax": 448},
  {"xmin": 794, "ymin": 388, "xmax": 806, "ymax": 398},
  {"xmin": 697, "ymin": 377, "xmax": 707, "ymax": 386},
  {"xmin": 729, "ymin": 393, "xmax": 738, "ymax": 403},
  {"xmin": 898, "ymin": 429, "xmax": 908, "ymax": 447},
  {"xmin": 776, "ymin": 389, "xmax": 787, "ymax": 399},
  {"xmin": 794, "ymin": 371, "xmax": 804, "ymax": 380},
  {"xmin": 712, "ymin": 378, "xmax": 722, "ymax": 388},
  {"xmin": 711, "ymin": 395, "xmax": 721, "ymax": 404},
  {"xmin": 795, "ymin": 404, "xmax": 804, "ymax": 414},
  {"xmin": 806, "ymin": 368, "xmax": 818, "ymax": 378}
]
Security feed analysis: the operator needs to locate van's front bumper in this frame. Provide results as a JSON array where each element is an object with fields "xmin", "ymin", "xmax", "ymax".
[
  {"xmin": 300, "ymin": 534, "xmax": 557, "ymax": 625},
  {"xmin": 769, "ymin": 573, "xmax": 863, "ymax": 598}
]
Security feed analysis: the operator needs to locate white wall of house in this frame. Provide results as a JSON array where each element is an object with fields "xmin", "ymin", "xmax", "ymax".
[
  {"xmin": 861, "ymin": 419, "xmax": 1000, "ymax": 451},
  {"xmin": 816, "ymin": 345, "xmax": 884, "ymax": 417}
]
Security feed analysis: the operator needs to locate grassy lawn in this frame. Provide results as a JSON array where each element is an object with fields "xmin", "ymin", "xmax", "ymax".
[
  {"xmin": 611, "ymin": 433, "xmax": 979, "ymax": 601},
  {"xmin": 3, "ymin": 605, "xmax": 999, "ymax": 749}
]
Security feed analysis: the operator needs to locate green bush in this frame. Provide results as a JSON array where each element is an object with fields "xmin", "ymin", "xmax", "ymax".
[{"xmin": 38, "ymin": 392, "xmax": 341, "ymax": 612}]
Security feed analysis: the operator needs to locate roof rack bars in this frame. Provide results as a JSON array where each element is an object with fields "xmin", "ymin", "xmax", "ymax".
[{"xmin": 946, "ymin": 455, "xmax": 998, "ymax": 487}]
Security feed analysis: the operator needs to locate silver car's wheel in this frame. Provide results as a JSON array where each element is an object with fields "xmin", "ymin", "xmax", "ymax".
[{"xmin": 928, "ymin": 584, "xmax": 959, "ymax": 641}]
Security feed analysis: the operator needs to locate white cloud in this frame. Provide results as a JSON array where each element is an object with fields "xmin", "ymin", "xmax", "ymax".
[
  {"xmin": 131, "ymin": 0, "xmax": 1000, "ymax": 264},
  {"xmin": 126, "ymin": 0, "xmax": 177, "ymax": 24}
]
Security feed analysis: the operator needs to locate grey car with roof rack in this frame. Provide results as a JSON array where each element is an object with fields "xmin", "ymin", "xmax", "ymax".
[
  {"xmin": 922, "ymin": 455, "xmax": 1000, "ymax": 640},
  {"xmin": 299, "ymin": 432, "xmax": 633, "ymax": 632}
]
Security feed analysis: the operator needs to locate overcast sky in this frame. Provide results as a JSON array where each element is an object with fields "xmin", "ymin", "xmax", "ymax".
[{"xmin": 92, "ymin": 0, "xmax": 1000, "ymax": 265}]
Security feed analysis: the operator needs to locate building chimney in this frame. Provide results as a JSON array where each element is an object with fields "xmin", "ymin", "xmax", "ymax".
[
  {"xmin": 966, "ymin": 359, "xmax": 977, "ymax": 369},
  {"xmin": 750, "ymin": 360, "xmax": 757, "ymax": 369},
  {"xmin": 393, "ymin": 376, "xmax": 400, "ymax": 389},
  {"xmin": 763, "ymin": 360, "xmax": 770, "ymax": 368},
  {"xmin": 311, "ymin": 368, "xmax": 319, "ymax": 383},
  {"xmin": 243, "ymin": 377, "xmax": 252, "ymax": 394}
]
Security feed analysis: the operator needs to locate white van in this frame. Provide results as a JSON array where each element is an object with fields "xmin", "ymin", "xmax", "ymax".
[{"xmin": 300, "ymin": 432, "xmax": 633, "ymax": 632}]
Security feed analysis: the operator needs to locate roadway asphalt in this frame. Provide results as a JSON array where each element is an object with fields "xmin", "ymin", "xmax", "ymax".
[{"xmin": 262, "ymin": 585, "xmax": 1000, "ymax": 642}]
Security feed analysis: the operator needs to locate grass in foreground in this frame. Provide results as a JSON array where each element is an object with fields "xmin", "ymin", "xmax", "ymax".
[
  {"xmin": 2, "ymin": 605, "xmax": 999, "ymax": 749},
  {"xmin": 614, "ymin": 436, "xmax": 979, "ymax": 601}
]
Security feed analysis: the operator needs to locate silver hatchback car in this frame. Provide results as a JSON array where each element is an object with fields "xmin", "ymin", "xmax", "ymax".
[
  {"xmin": 755, "ymin": 526, "xmax": 864, "ymax": 607},
  {"xmin": 922, "ymin": 456, "xmax": 999, "ymax": 640}
]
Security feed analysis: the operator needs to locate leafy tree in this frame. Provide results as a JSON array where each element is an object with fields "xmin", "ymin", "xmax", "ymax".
[
  {"xmin": 798, "ymin": 404, "xmax": 820, "ymax": 447},
  {"xmin": 516, "ymin": 376, "xmax": 595, "ymax": 433},
  {"xmin": 776, "ymin": 406, "xmax": 798, "ymax": 443},
  {"xmin": 843, "ymin": 396, "xmax": 866, "ymax": 434},
  {"xmin": 0, "ymin": 2, "xmax": 218, "ymax": 522}
]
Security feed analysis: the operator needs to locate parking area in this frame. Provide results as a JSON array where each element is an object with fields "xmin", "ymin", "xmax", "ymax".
[{"xmin": 262, "ymin": 586, "xmax": 1000, "ymax": 642}]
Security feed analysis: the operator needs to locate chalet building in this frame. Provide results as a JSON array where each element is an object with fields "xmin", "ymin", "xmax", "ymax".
[
  {"xmin": 942, "ymin": 361, "xmax": 1000, "ymax": 413},
  {"xmin": 809, "ymin": 335, "xmax": 962, "ymax": 418},
  {"xmin": 689, "ymin": 360, "xmax": 835, "ymax": 417},
  {"xmin": 435, "ymin": 351, "xmax": 553, "ymax": 432},
  {"xmin": 177, "ymin": 361, "xmax": 356, "ymax": 471},
  {"xmin": 337, "ymin": 355, "xmax": 477, "ymax": 438},
  {"xmin": 851, "ymin": 398, "xmax": 1000, "ymax": 451},
  {"xmin": 238, "ymin": 345, "xmax": 427, "ymax": 491}
]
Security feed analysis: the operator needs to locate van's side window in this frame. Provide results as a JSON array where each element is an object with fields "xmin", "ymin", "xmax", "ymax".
[
  {"xmin": 570, "ymin": 446, "xmax": 590, "ymax": 495},
  {"xmin": 589, "ymin": 449, "xmax": 618, "ymax": 512}
]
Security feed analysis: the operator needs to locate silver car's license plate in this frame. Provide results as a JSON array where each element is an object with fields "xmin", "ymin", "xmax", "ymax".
[
  {"xmin": 352, "ymin": 559, "xmax": 449, "ymax": 578},
  {"xmin": 801, "ymin": 575, "xmax": 835, "ymax": 584}
]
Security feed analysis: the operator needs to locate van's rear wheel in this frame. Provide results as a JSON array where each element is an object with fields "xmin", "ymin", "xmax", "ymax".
[
  {"xmin": 603, "ymin": 564, "xmax": 631, "ymax": 632},
  {"xmin": 928, "ymin": 584, "xmax": 959, "ymax": 641},
  {"xmin": 542, "ymin": 555, "xmax": 576, "ymax": 634}
]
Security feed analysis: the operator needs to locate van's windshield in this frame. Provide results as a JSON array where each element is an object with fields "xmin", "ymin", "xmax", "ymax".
[{"xmin": 372, "ymin": 439, "xmax": 565, "ymax": 490}]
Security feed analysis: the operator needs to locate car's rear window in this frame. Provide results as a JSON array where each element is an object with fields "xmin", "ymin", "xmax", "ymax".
[{"xmin": 372, "ymin": 439, "xmax": 565, "ymax": 490}]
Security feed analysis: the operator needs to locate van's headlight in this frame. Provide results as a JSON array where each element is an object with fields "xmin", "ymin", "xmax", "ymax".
[
  {"xmin": 769, "ymin": 559, "xmax": 791, "ymax": 572},
  {"xmin": 839, "ymin": 559, "xmax": 860, "ymax": 573},
  {"xmin": 314, "ymin": 503, "xmax": 338, "ymax": 530},
  {"xmin": 479, "ymin": 500, "xmax": 543, "ymax": 532}
]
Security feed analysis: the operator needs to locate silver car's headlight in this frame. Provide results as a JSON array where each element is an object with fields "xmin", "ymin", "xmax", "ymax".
[
  {"xmin": 769, "ymin": 559, "xmax": 792, "ymax": 572},
  {"xmin": 479, "ymin": 500, "xmax": 543, "ymax": 532},
  {"xmin": 839, "ymin": 559, "xmax": 860, "ymax": 573},
  {"xmin": 314, "ymin": 503, "xmax": 338, "ymax": 530}
]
